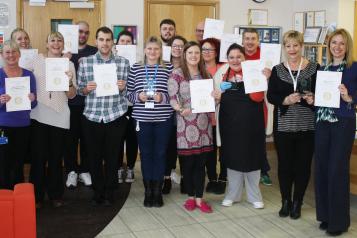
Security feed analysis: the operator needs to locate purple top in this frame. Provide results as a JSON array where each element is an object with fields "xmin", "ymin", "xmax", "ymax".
[{"xmin": 0, "ymin": 68, "xmax": 37, "ymax": 127}]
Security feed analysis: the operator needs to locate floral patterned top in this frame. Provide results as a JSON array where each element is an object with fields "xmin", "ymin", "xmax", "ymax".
[{"xmin": 168, "ymin": 68, "xmax": 213, "ymax": 156}]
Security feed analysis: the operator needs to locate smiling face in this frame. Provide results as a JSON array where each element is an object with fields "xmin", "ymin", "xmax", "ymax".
[
  {"xmin": 185, "ymin": 45, "xmax": 201, "ymax": 67},
  {"xmin": 96, "ymin": 31, "xmax": 114, "ymax": 57},
  {"xmin": 2, "ymin": 44, "xmax": 20, "ymax": 66},
  {"xmin": 171, "ymin": 39, "xmax": 184, "ymax": 58},
  {"xmin": 201, "ymin": 42, "xmax": 217, "ymax": 64},
  {"xmin": 13, "ymin": 31, "xmax": 30, "ymax": 49},
  {"xmin": 243, "ymin": 32, "xmax": 259, "ymax": 55},
  {"xmin": 47, "ymin": 36, "xmax": 64, "ymax": 57},
  {"xmin": 227, "ymin": 49, "xmax": 245, "ymax": 72},
  {"xmin": 144, "ymin": 42, "xmax": 161, "ymax": 64},
  {"xmin": 284, "ymin": 38, "xmax": 302, "ymax": 62},
  {"xmin": 329, "ymin": 34, "xmax": 346, "ymax": 62}
]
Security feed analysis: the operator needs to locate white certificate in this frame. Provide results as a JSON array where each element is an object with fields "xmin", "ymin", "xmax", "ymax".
[
  {"xmin": 189, "ymin": 79, "xmax": 215, "ymax": 113},
  {"xmin": 241, "ymin": 60, "xmax": 267, "ymax": 93},
  {"xmin": 58, "ymin": 24, "xmax": 79, "ymax": 54},
  {"xmin": 260, "ymin": 43, "xmax": 281, "ymax": 69},
  {"xmin": 203, "ymin": 18, "xmax": 225, "ymax": 40},
  {"xmin": 19, "ymin": 49, "xmax": 38, "ymax": 70},
  {"xmin": 162, "ymin": 45, "xmax": 171, "ymax": 62},
  {"xmin": 45, "ymin": 57, "xmax": 69, "ymax": 91},
  {"xmin": 93, "ymin": 63, "xmax": 119, "ymax": 97},
  {"xmin": 116, "ymin": 45, "xmax": 137, "ymax": 66},
  {"xmin": 315, "ymin": 71, "xmax": 342, "ymax": 108},
  {"xmin": 219, "ymin": 33, "xmax": 242, "ymax": 62},
  {"xmin": 5, "ymin": 77, "xmax": 31, "ymax": 112}
]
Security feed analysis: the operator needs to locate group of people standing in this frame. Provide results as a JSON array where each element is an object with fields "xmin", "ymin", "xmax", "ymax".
[{"xmin": 0, "ymin": 17, "xmax": 356, "ymax": 236}]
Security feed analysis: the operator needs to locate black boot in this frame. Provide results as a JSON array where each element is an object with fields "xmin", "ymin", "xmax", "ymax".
[
  {"xmin": 279, "ymin": 199, "xmax": 291, "ymax": 217},
  {"xmin": 290, "ymin": 200, "xmax": 302, "ymax": 219},
  {"xmin": 143, "ymin": 180, "xmax": 153, "ymax": 207},
  {"xmin": 152, "ymin": 180, "xmax": 164, "ymax": 207},
  {"xmin": 162, "ymin": 178, "xmax": 171, "ymax": 194}
]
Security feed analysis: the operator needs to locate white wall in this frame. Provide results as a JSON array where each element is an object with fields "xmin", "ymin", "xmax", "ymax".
[{"xmin": 0, "ymin": 0, "xmax": 17, "ymax": 41}]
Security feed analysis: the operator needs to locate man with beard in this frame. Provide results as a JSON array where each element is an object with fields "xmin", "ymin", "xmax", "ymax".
[
  {"xmin": 159, "ymin": 19, "xmax": 176, "ymax": 45},
  {"xmin": 65, "ymin": 21, "xmax": 97, "ymax": 188}
]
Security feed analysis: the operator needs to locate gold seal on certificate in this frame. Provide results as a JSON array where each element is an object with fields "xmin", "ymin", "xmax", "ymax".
[
  {"xmin": 252, "ymin": 78, "xmax": 260, "ymax": 86},
  {"xmin": 199, "ymin": 99, "xmax": 207, "ymax": 106},
  {"xmin": 103, "ymin": 83, "xmax": 112, "ymax": 90},
  {"xmin": 53, "ymin": 77, "xmax": 62, "ymax": 85},
  {"xmin": 14, "ymin": 97, "xmax": 23, "ymax": 105},
  {"xmin": 65, "ymin": 41, "xmax": 72, "ymax": 49},
  {"xmin": 323, "ymin": 92, "xmax": 332, "ymax": 101}
]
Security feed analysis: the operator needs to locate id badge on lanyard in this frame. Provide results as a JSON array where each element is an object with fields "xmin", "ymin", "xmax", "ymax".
[{"xmin": 0, "ymin": 130, "xmax": 8, "ymax": 145}]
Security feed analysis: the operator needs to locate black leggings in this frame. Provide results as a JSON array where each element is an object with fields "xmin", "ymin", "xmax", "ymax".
[{"xmin": 181, "ymin": 152, "xmax": 208, "ymax": 198}]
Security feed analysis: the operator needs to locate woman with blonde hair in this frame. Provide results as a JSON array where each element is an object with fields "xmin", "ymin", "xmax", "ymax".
[
  {"xmin": 127, "ymin": 36, "xmax": 174, "ymax": 207},
  {"xmin": 314, "ymin": 29, "xmax": 357, "ymax": 236}
]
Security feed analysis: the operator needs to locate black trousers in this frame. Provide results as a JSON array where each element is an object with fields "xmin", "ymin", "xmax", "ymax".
[
  {"xmin": 0, "ymin": 126, "xmax": 30, "ymax": 189},
  {"xmin": 181, "ymin": 152, "xmax": 208, "ymax": 198},
  {"xmin": 164, "ymin": 121, "xmax": 179, "ymax": 176},
  {"xmin": 64, "ymin": 105, "xmax": 89, "ymax": 173},
  {"xmin": 315, "ymin": 118, "xmax": 355, "ymax": 232},
  {"xmin": 274, "ymin": 130, "xmax": 314, "ymax": 201},
  {"xmin": 30, "ymin": 120, "xmax": 66, "ymax": 202},
  {"xmin": 206, "ymin": 126, "xmax": 227, "ymax": 181},
  {"xmin": 118, "ymin": 107, "xmax": 138, "ymax": 169},
  {"xmin": 83, "ymin": 116, "xmax": 127, "ymax": 200}
]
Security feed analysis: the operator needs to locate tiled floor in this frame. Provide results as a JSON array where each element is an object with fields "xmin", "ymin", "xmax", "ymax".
[{"xmin": 96, "ymin": 151, "xmax": 357, "ymax": 238}]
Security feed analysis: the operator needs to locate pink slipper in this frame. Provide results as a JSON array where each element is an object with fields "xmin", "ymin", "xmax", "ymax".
[
  {"xmin": 183, "ymin": 198, "xmax": 196, "ymax": 211},
  {"xmin": 197, "ymin": 201, "xmax": 213, "ymax": 213}
]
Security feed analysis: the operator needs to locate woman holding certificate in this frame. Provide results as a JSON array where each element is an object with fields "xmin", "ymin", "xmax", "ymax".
[
  {"xmin": 168, "ymin": 41, "xmax": 213, "ymax": 213},
  {"xmin": 127, "ymin": 36, "xmax": 173, "ymax": 208},
  {"xmin": 213, "ymin": 43, "xmax": 265, "ymax": 209},
  {"xmin": 29, "ymin": 32, "xmax": 76, "ymax": 208},
  {"xmin": 267, "ymin": 31, "xmax": 318, "ymax": 219},
  {"xmin": 0, "ymin": 40, "xmax": 37, "ymax": 189},
  {"xmin": 314, "ymin": 29, "xmax": 357, "ymax": 236}
]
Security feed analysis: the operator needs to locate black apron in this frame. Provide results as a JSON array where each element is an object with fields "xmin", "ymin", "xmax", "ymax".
[{"xmin": 219, "ymin": 82, "xmax": 265, "ymax": 172}]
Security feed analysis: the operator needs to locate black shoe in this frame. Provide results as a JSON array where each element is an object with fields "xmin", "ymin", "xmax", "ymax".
[
  {"xmin": 290, "ymin": 200, "xmax": 302, "ymax": 219},
  {"xmin": 278, "ymin": 200, "xmax": 291, "ymax": 217},
  {"xmin": 326, "ymin": 230, "xmax": 343, "ymax": 236},
  {"xmin": 51, "ymin": 199, "xmax": 64, "ymax": 208},
  {"xmin": 180, "ymin": 177, "xmax": 186, "ymax": 194},
  {"xmin": 143, "ymin": 180, "xmax": 153, "ymax": 207},
  {"xmin": 152, "ymin": 180, "xmax": 164, "ymax": 207},
  {"xmin": 162, "ymin": 178, "xmax": 171, "ymax": 195},
  {"xmin": 104, "ymin": 199, "xmax": 114, "ymax": 207},
  {"xmin": 213, "ymin": 180, "xmax": 226, "ymax": 195},
  {"xmin": 206, "ymin": 180, "xmax": 217, "ymax": 193},
  {"xmin": 319, "ymin": 222, "xmax": 328, "ymax": 230}
]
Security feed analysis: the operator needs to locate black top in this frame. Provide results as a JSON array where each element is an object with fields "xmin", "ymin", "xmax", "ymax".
[{"xmin": 69, "ymin": 44, "xmax": 98, "ymax": 106}]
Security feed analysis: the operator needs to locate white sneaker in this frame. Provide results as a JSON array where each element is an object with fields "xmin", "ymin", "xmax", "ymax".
[
  {"xmin": 125, "ymin": 169, "xmax": 135, "ymax": 183},
  {"xmin": 252, "ymin": 201, "xmax": 264, "ymax": 209},
  {"xmin": 222, "ymin": 199, "xmax": 233, "ymax": 207},
  {"xmin": 66, "ymin": 171, "xmax": 78, "ymax": 188},
  {"xmin": 78, "ymin": 172, "xmax": 92, "ymax": 186},
  {"xmin": 170, "ymin": 170, "xmax": 181, "ymax": 184},
  {"xmin": 118, "ymin": 168, "xmax": 124, "ymax": 183}
]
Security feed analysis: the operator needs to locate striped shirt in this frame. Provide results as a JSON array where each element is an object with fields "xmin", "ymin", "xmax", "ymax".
[
  {"xmin": 127, "ymin": 63, "xmax": 174, "ymax": 122},
  {"xmin": 77, "ymin": 52, "xmax": 130, "ymax": 123},
  {"xmin": 275, "ymin": 62, "xmax": 318, "ymax": 132}
]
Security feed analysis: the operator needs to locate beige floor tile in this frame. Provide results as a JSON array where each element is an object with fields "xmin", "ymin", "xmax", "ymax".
[
  {"xmin": 146, "ymin": 203, "xmax": 197, "ymax": 228},
  {"xmin": 119, "ymin": 207, "xmax": 164, "ymax": 232},
  {"xmin": 168, "ymin": 223, "xmax": 215, "ymax": 238},
  {"xmin": 201, "ymin": 219, "xmax": 255, "ymax": 238},
  {"xmin": 133, "ymin": 229, "xmax": 175, "ymax": 238},
  {"xmin": 184, "ymin": 206, "xmax": 228, "ymax": 223},
  {"xmin": 98, "ymin": 215, "xmax": 131, "ymax": 236},
  {"xmin": 213, "ymin": 202, "xmax": 257, "ymax": 219},
  {"xmin": 96, "ymin": 233, "xmax": 136, "ymax": 238}
]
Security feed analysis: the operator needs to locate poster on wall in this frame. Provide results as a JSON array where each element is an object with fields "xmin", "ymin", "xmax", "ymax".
[
  {"xmin": 235, "ymin": 25, "xmax": 281, "ymax": 44},
  {"xmin": 0, "ymin": 2, "xmax": 9, "ymax": 28},
  {"xmin": 112, "ymin": 25, "xmax": 138, "ymax": 45},
  {"xmin": 0, "ymin": 31, "xmax": 4, "ymax": 50}
]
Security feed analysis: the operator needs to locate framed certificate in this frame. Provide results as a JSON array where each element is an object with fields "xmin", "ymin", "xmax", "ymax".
[
  {"xmin": 314, "ymin": 10, "xmax": 326, "ymax": 27},
  {"xmin": 303, "ymin": 27, "xmax": 321, "ymax": 44},
  {"xmin": 306, "ymin": 11, "xmax": 315, "ymax": 27},
  {"xmin": 234, "ymin": 25, "xmax": 281, "ymax": 44},
  {"xmin": 293, "ymin": 12, "xmax": 305, "ymax": 33},
  {"xmin": 248, "ymin": 9, "xmax": 268, "ymax": 26}
]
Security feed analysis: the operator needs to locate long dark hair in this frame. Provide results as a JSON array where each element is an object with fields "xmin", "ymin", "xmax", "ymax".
[{"xmin": 180, "ymin": 41, "xmax": 210, "ymax": 80}]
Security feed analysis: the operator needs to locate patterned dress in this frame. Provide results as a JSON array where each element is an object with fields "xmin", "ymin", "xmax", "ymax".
[{"xmin": 168, "ymin": 68, "xmax": 213, "ymax": 156}]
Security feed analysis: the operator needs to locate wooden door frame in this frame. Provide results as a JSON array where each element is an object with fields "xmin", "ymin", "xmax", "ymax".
[
  {"xmin": 16, "ymin": 0, "xmax": 106, "ymax": 28},
  {"xmin": 144, "ymin": 0, "xmax": 220, "ymax": 40}
]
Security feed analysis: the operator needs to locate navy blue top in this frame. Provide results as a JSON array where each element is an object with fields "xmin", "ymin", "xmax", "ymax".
[{"xmin": 0, "ymin": 68, "xmax": 37, "ymax": 127}]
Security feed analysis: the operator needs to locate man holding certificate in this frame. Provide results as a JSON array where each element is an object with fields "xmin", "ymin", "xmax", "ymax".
[
  {"xmin": 0, "ymin": 40, "xmax": 37, "ymax": 190},
  {"xmin": 77, "ymin": 27, "xmax": 129, "ymax": 206}
]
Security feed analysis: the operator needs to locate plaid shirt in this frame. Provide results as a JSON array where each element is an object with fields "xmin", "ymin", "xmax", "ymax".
[{"xmin": 77, "ymin": 52, "xmax": 130, "ymax": 123}]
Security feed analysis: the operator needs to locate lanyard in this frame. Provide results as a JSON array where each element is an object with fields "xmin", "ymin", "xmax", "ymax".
[
  {"xmin": 287, "ymin": 58, "xmax": 303, "ymax": 92},
  {"xmin": 145, "ymin": 64, "xmax": 159, "ymax": 87}
]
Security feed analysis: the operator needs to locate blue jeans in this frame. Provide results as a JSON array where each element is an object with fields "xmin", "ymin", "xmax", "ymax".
[{"xmin": 136, "ymin": 117, "xmax": 173, "ymax": 181}]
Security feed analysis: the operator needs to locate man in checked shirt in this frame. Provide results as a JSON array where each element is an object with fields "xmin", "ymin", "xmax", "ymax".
[{"xmin": 77, "ymin": 26, "xmax": 129, "ymax": 206}]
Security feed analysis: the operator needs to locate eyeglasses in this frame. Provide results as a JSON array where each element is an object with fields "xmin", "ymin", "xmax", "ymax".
[
  {"xmin": 172, "ymin": 45, "xmax": 183, "ymax": 50},
  {"xmin": 79, "ymin": 30, "xmax": 90, "ymax": 35},
  {"xmin": 202, "ymin": 48, "xmax": 216, "ymax": 53}
]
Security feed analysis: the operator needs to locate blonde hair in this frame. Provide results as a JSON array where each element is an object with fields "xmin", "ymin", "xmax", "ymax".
[
  {"xmin": 326, "ymin": 28, "xmax": 354, "ymax": 68},
  {"xmin": 47, "ymin": 32, "xmax": 64, "ymax": 43},
  {"xmin": 143, "ymin": 36, "xmax": 165, "ymax": 67},
  {"xmin": 11, "ymin": 28, "xmax": 30, "ymax": 42},
  {"xmin": 283, "ymin": 30, "xmax": 304, "ymax": 46},
  {"xmin": 2, "ymin": 40, "xmax": 20, "ymax": 54}
]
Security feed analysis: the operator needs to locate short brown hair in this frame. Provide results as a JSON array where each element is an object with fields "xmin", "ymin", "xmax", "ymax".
[
  {"xmin": 243, "ymin": 28, "xmax": 259, "ymax": 39},
  {"xmin": 326, "ymin": 28, "xmax": 354, "ymax": 68},
  {"xmin": 181, "ymin": 41, "xmax": 210, "ymax": 80}
]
